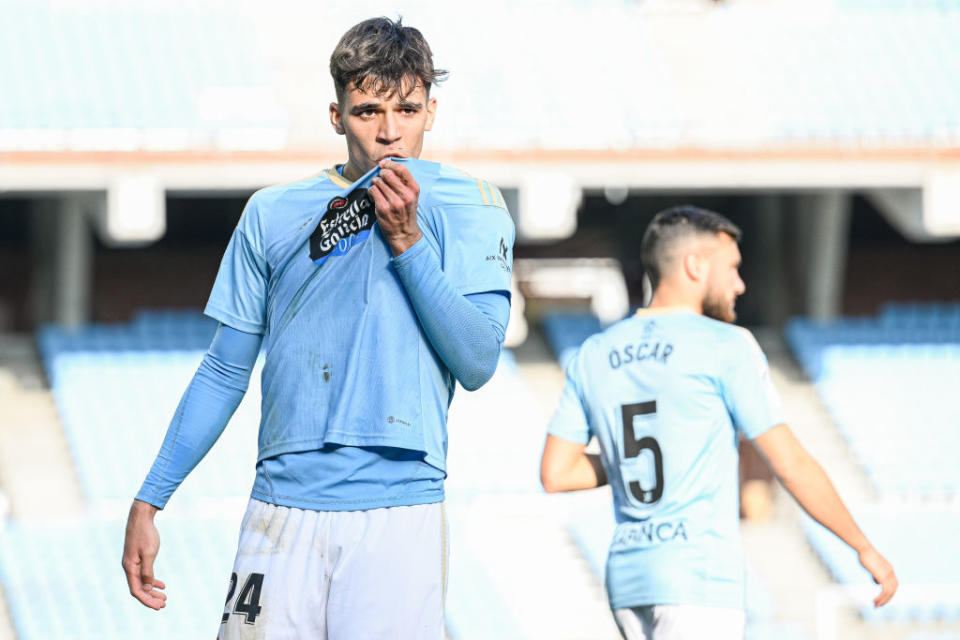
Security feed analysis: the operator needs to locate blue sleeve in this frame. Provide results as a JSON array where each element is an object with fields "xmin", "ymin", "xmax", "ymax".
[
  {"xmin": 135, "ymin": 324, "xmax": 262, "ymax": 508},
  {"xmin": 720, "ymin": 329, "xmax": 786, "ymax": 439},
  {"xmin": 392, "ymin": 237, "xmax": 509, "ymax": 391},
  {"xmin": 204, "ymin": 196, "xmax": 269, "ymax": 334},
  {"xmin": 547, "ymin": 350, "xmax": 592, "ymax": 445},
  {"xmin": 418, "ymin": 180, "xmax": 515, "ymax": 298},
  {"xmin": 440, "ymin": 203, "xmax": 514, "ymax": 297}
]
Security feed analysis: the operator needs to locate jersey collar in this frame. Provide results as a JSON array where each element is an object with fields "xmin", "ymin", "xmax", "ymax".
[
  {"xmin": 324, "ymin": 167, "xmax": 352, "ymax": 189},
  {"xmin": 635, "ymin": 305, "xmax": 699, "ymax": 317}
]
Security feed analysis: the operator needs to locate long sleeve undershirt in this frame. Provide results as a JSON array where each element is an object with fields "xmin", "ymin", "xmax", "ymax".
[
  {"xmin": 136, "ymin": 266, "xmax": 509, "ymax": 509},
  {"xmin": 135, "ymin": 324, "xmax": 262, "ymax": 508},
  {"xmin": 391, "ymin": 236, "xmax": 509, "ymax": 391}
]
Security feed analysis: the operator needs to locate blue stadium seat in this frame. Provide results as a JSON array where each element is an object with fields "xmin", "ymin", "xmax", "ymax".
[
  {"xmin": 0, "ymin": 516, "xmax": 240, "ymax": 639},
  {"xmin": 786, "ymin": 305, "xmax": 960, "ymax": 498},
  {"xmin": 37, "ymin": 312, "xmax": 259, "ymax": 507},
  {"xmin": 0, "ymin": 3, "xmax": 283, "ymax": 134},
  {"xmin": 541, "ymin": 311, "xmax": 604, "ymax": 369}
]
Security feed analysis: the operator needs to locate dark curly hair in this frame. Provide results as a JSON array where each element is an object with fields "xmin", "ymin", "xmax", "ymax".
[
  {"xmin": 330, "ymin": 17, "xmax": 448, "ymax": 101},
  {"xmin": 641, "ymin": 205, "xmax": 742, "ymax": 291}
]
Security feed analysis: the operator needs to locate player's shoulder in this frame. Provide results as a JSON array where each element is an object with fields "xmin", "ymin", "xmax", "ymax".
[
  {"xmin": 251, "ymin": 169, "xmax": 342, "ymax": 207},
  {"xmin": 419, "ymin": 160, "xmax": 509, "ymax": 212},
  {"xmin": 719, "ymin": 322, "xmax": 759, "ymax": 347},
  {"xmin": 235, "ymin": 171, "xmax": 342, "ymax": 243},
  {"xmin": 709, "ymin": 322, "xmax": 764, "ymax": 364}
]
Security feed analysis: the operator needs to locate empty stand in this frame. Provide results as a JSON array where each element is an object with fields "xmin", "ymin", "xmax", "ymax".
[
  {"xmin": 541, "ymin": 311, "xmax": 604, "ymax": 370},
  {"xmin": 37, "ymin": 312, "xmax": 261, "ymax": 510},
  {"xmin": 4, "ymin": 2, "xmax": 960, "ymax": 151},
  {"xmin": 0, "ymin": 312, "xmax": 254, "ymax": 639},
  {"xmin": 786, "ymin": 304, "xmax": 960, "ymax": 497},
  {"xmin": 0, "ymin": 3, "xmax": 283, "ymax": 140},
  {"xmin": 0, "ymin": 517, "xmax": 239, "ymax": 639},
  {"xmin": 446, "ymin": 350, "xmax": 545, "ymax": 496},
  {"xmin": 445, "ymin": 351, "xmax": 621, "ymax": 638}
]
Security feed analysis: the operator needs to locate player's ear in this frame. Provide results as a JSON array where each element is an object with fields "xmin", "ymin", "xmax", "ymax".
[
  {"xmin": 424, "ymin": 97, "xmax": 437, "ymax": 132},
  {"xmin": 683, "ymin": 252, "xmax": 706, "ymax": 283},
  {"xmin": 330, "ymin": 102, "xmax": 345, "ymax": 135}
]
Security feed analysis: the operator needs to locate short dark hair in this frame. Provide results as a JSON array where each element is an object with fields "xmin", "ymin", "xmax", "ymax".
[
  {"xmin": 330, "ymin": 17, "xmax": 448, "ymax": 101},
  {"xmin": 640, "ymin": 205, "xmax": 742, "ymax": 290}
]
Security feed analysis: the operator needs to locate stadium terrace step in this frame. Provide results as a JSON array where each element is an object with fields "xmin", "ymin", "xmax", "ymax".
[{"xmin": 0, "ymin": 369, "xmax": 85, "ymax": 519}]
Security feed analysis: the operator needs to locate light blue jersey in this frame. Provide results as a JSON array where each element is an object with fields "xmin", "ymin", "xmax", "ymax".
[
  {"xmin": 548, "ymin": 308, "xmax": 784, "ymax": 610},
  {"xmin": 205, "ymin": 157, "xmax": 514, "ymax": 474}
]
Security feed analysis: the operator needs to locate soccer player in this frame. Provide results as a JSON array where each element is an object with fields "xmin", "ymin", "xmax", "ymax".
[
  {"xmin": 539, "ymin": 206, "xmax": 896, "ymax": 640},
  {"xmin": 121, "ymin": 17, "xmax": 514, "ymax": 638}
]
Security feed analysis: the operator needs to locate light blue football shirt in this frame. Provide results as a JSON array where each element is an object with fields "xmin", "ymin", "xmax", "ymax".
[
  {"xmin": 548, "ymin": 308, "xmax": 784, "ymax": 610},
  {"xmin": 204, "ymin": 157, "xmax": 514, "ymax": 475}
]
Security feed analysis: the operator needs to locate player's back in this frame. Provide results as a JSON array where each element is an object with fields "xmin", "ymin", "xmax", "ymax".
[{"xmin": 558, "ymin": 308, "xmax": 782, "ymax": 610}]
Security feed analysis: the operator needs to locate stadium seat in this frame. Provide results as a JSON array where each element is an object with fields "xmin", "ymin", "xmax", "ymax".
[
  {"xmin": 0, "ymin": 516, "xmax": 240, "ymax": 639},
  {"xmin": 0, "ymin": 3, "xmax": 283, "ymax": 136},
  {"xmin": 541, "ymin": 311, "xmax": 605, "ymax": 369},
  {"xmin": 37, "ymin": 313, "xmax": 260, "ymax": 508},
  {"xmin": 785, "ymin": 305, "xmax": 960, "ymax": 498}
]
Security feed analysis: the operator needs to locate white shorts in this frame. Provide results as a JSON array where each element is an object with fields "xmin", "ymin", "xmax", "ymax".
[
  {"xmin": 218, "ymin": 498, "xmax": 448, "ymax": 640},
  {"xmin": 613, "ymin": 604, "xmax": 745, "ymax": 640}
]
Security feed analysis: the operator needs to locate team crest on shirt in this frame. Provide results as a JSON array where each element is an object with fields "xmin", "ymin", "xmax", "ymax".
[
  {"xmin": 309, "ymin": 189, "xmax": 376, "ymax": 266},
  {"xmin": 642, "ymin": 321, "xmax": 657, "ymax": 339}
]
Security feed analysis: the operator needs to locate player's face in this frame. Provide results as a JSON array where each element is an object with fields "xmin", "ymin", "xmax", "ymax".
[
  {"xmin": 330, "ymin": 76, "xmax": 437, "ymax": 180},
  {"xmin": 702, "ymin": 232, "xmax": 745, "ymax": 323}
]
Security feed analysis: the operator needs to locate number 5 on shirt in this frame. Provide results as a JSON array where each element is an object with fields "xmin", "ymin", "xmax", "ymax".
[{"xmin": 620, "ymin": 401, "xmax": 664, "ymax": 510}]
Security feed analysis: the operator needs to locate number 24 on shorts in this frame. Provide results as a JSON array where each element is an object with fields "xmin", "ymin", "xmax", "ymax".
[{"xmin": 221, "ymin": 572, "xmax": 264, "ymax": 625}]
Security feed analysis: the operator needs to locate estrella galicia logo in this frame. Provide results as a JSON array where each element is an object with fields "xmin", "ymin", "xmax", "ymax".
[
  {"xmin": 486, "ymin": 236, "xmax": 512, "ymax": 273},
  {"xmin": 309, "ymin": 188, "xmax": 376, "ymax": 266}
]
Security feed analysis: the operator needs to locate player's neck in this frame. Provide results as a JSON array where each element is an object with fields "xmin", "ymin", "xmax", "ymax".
[
  {"xmin": 340, "ymin": 161, "xmax": 367, "ymax": 183},
  {"xmin": 648, "ymin": 285, "xmax": 702, "ymax": 316}
]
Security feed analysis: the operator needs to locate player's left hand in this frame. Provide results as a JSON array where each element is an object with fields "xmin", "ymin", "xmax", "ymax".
[
  {"xmin": 369, "ymin": 159, "xmax": 423, "ymax": 257},
  {"xmin": 122, "ymin": 500, "xmax": 167, "ymax": 610},
  {"xmin": 859, "ymin": 546, "xmax": 898, "ymax": 607}
]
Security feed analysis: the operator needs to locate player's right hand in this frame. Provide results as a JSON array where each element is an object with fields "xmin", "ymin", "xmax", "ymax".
[
  {"xmin": 859, "ymin": 546, "xmax": 897, "ymax": 607},
  {"xmin": 122, "ymin": 499, "xmax": 167, "ymax": 610}
]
